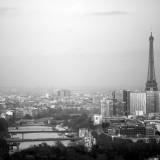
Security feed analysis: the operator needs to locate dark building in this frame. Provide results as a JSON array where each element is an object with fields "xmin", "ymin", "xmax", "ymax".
[
  {"xmin": 118, "ymin": 125, "xmax": 155, "ymax": 137},
  {"xmin": 145, "ymin": 33, "xmax": 158, "ymax": 91},
  {"xmin": 146, "ymin": 91, "xmax": 157, "ymax": 113},
  {"xmin": 113, "ymin": 90, "xmax": 130, "ymax": 115},
  {"xmin": 123, "ymin": 90, "xmax": 130, "ymax": 115},
  {"xmin": 57, "ymin": 89, "xmax": 71, "ymax": 97},
  {"xmin": 119, "ymin": 126, "xmax": 146, "ymax": 137},
  {"xmin": 145, "ymin": 126, "xmax": 155, "ymax": 137}
]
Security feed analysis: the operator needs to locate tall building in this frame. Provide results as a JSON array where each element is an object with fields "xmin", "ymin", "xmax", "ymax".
[
  {"xmin": 145, "ymin": 33, "xmax": 158, "ymax": 91},
  {"xmin": 146, "ymin": 91, "xmax": 158, "ymax": 113},
  {"xmin": 113, "ymin": 90, "xmax": 130, "ymax": 115},
  {"xmin": 156, "ymin": 92, "xmax": 160, "ymax": 112},
  {"xmin": 101, "ymin": 98, "xmax": 113, "ymax": 118},
  {"xmin": 57, "ymin": 89, "xmax": 71, "ymax": 97},
  {"xmin": 129, "ymin": 92, "xmax": 146, "ymax": 115},
  {"xmin": 123, "ymin": 90, "xmax": 131, "ymax": 115}
]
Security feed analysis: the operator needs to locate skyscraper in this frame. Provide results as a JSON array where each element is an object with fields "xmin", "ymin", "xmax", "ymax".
[
  {"xmin": 101, "ymin": 98, "xmax": 113, "ymax": 118},
  {"xmin": 145, "ymin": 33, "xmax": 158, "ymax": 91},
  {"xmin": 130, "ymin": 92, "xmax": 146, "ymax": 115},
  {"xmin": 146, "ymin": 91, "xmax": 158, "ymax": 113},
  {"xmin": 112, "ymin": 90, "xmax": 130, "ymax": 115}
]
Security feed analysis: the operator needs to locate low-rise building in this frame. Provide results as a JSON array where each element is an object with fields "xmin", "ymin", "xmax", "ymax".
[{"xmin": 92, "ymin": 114, "xmax": 102, "ymax": 125}]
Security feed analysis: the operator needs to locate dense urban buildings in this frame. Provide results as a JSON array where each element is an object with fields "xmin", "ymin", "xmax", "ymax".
[{"xmin": 0, "ymin": 33, "xmax": 160, "ymax": 159}]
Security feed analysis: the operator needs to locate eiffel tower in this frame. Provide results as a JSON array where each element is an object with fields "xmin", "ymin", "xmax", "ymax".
[{"xmin": 145, "ymin": 33, "xmax": 158, "ymax": 91}]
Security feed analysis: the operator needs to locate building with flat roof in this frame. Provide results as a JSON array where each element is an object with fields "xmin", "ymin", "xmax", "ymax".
[
  {"xmin": 129, "ymin": 92, "xmax": 146, "ymax": 115},
  {"xmin": 101, "ymin": 98, "xmax": 113, "ymax": 118},
  {"xmin": 146, "ymin": 91, "xmax": 159, "ymax": 114}
]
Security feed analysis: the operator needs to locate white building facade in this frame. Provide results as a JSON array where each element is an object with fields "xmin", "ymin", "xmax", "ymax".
[{"xmin": 130, "ymin": 92, "xmax": 146, "ymax": 115}]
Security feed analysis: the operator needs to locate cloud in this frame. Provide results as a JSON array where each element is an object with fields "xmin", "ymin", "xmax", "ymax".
[
  {"xmin": 90, "ymin": 11, "xmax": 128, "ymax": 16},
  {"xmin": 0, "ymin": 7, "xmax": 16, "ymax": 14}
]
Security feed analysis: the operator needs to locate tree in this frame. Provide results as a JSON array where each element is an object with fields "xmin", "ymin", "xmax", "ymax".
[
  {"xmin": 0, "ymin": 138, "xmax": 9, "ymax": 160},
  {"xmin": 24, "ymin": 114, "xmax": 33, "ymax": 119},
  {"xmin": 0, "ymin": 118, "xmax": 8, "ymax": 138},
  {"xmin": 102, "ymin": 122, "xmax": 110, "ymax": 129},
  {"xmin": 67, "ymin": 113, "xmax": 91, "ymax": 131}
]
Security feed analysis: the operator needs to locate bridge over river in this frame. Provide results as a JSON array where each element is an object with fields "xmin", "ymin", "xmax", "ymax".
[
  {"xmin": 8, "ymin": 124, "xmax": 81, "ymax": 150},
  {"xmin": 8, "ymin": 129, "xmax": 77, "ymax": 141},
  {"xmin": 7, "ymin": 137, "xmax": 81, "ymax": 143},
  {"xmin": 9, "ymin": 130, "xmax": 76, "ymax": 134}
]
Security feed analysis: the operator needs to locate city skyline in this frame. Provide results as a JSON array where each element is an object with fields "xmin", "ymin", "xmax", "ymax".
[{"xmin": 0, "ymin": 0, "xmax": 160, "ymax": 89}]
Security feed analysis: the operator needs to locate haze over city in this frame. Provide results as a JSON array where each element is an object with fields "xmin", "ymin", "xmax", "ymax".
[{"xmin": 0, "ymin": 0, "xmax": 160, "ymax": 89}]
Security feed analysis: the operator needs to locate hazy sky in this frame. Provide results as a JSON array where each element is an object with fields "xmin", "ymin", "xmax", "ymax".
[{"xmin": 0, "ymin": 0, "xmax": 160, "ymax": 89}]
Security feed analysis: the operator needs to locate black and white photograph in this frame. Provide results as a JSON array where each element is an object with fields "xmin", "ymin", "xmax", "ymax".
[{"xmin": 0, "ymin": 0, "xmax": 160, "ymax": 159}]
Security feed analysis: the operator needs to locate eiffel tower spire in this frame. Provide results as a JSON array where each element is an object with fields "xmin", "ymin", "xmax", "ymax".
[{"xmin": 145, "ymin": 32, "xmax": 158, "ymax": 91}]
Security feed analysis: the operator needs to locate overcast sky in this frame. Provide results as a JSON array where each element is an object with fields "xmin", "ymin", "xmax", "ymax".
[{"xmin": 0, "ymin": 0, "xmax": 160, "ymax": 90}]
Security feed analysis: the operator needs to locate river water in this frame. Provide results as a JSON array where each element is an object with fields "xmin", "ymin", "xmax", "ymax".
[{"xmin": 10, "ymin": 126, "xmax": 70, "ymax": 150}]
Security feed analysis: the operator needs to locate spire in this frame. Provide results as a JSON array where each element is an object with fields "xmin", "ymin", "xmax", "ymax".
[
  {"xmin": 149, "ymin": 32, "xmax": 153, "ymax": 41},
  {"xmin": 145, "ymin": 33, "xmax": 158, "ymax": 91}
]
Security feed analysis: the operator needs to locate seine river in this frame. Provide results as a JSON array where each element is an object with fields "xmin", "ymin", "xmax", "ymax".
[{"xmin": 10, "ymin": 125, "xmax": 70, "ymax": 150}]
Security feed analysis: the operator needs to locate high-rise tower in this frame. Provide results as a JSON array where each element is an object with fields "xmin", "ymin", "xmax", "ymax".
[{"xmin": 145, "ymin": 32, "xmax": 158, "ymax": 91}]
